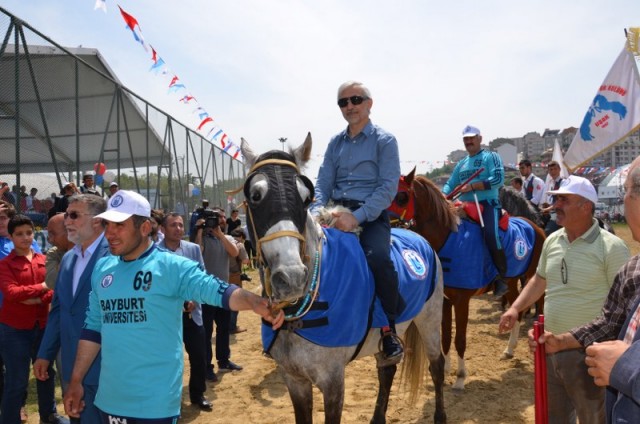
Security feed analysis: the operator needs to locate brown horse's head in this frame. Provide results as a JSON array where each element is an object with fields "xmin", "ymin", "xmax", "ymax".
[
  {"xmin": 388, "ymin": 173, "xmax": 459, "ymax": 251},
  {"xmin": 389, "ymin": 167, "xmax": 416, "ymax": 223}
]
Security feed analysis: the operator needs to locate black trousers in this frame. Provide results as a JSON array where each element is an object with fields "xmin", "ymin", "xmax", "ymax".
[
  {"xmin": 182, "ymin": 314, "xmax": 207, "ymax": 401},
  {"xmin": 359, "ymin": 210, "xmax": 405, "ymax": 321},
  {"xmin": 201, "ymin": 304, "xmax": 230, "ymax": 368}
]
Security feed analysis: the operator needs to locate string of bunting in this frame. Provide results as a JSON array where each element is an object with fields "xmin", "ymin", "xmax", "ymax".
[{"xmin": 93, "ymin": 0, "xmax": 242, "ymax": 160}]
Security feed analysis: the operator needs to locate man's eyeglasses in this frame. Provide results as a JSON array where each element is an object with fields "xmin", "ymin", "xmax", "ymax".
[
  {"xmin": 337, "ymin": 96, "xmax": 368, "ymax": 108},
  {"xmin": 64, "ymin": 211, "xmax": 95, "ymax": 220},
  {"xmin": 561, "ymin": 257, "xmax": 568, "ymax": 285}
]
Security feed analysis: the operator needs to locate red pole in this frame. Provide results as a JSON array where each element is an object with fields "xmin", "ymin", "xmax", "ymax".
[
  {"xmin": 539, "ymin": 315, "xmax": 548, "ymax": 421},
  {"xmin": 534, "ymin": 321, "xmax": 542, "ymax": 424},
  {"xmin": 534, "ymin": 316, "xmax": 548, "ymax": 424}
]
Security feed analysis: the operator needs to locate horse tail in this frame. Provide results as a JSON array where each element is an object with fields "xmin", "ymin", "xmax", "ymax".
[{"xmin": 400, "ymin": 320, "xmax": 427, "ymax": 405}]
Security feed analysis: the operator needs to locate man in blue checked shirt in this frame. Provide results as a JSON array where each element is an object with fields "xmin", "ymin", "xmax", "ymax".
[{"xmin": 311, "ymin": 80, "xmax": 405, "ymax": 366}]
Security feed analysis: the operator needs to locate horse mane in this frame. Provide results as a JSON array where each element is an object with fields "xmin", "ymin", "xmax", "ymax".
[
  {"xmin": 315, "ymin": 205, "xmax": 362, "ymax": 235},
  {"xmin": 412, "ymin": 176, "xmax": 459, "ymax": 231},
  {"xmin": 499, "ymin": 186, "xmax": 543, "ymax": 227}
]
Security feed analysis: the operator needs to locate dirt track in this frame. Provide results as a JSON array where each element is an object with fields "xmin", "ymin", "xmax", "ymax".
[{"xmin": 177, "ymin": 275, "xmax": 537, "ymax": 424}]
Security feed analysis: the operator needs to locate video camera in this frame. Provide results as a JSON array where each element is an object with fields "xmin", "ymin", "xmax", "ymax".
[{"xmin": 199, "ymin": 208, "xmax": 220, "ymax": 230}]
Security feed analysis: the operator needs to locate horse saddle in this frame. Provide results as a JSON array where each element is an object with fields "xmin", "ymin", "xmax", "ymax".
[
  {"xmin": 454, "ymin": 200, "xmax": 510, "ymax": 231},
  {"xmin": 438, "ymin": 217, "xmax": 536, "ymax": 290},
  {"xmin": 262, "ymin": 228, "xmax": 438, "ymax": 351}
]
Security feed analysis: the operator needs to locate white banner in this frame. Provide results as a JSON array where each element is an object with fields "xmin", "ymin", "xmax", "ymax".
[{"xmin": 564, "ymin": 45, "xmax": 640, "ymax": 170}]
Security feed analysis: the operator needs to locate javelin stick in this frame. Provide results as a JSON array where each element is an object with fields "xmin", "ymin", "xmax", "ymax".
[
  {"xmin": 473, "ymin": 192, "xmax": 484, "ymax": 227},
  {"xmin": 445, "ymin": 167, "xmax": 485, "ymax": 200}
]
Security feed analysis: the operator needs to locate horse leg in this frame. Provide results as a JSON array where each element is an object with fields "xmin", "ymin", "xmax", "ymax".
[
  {"xmin": 429, "ymin": 353, "xmax": 447, "ymax": 424},
  {"xmin": 503, "ymin": 319, "xmax": 522, "ymax": 359},
  {"xmin": 282, "ymin": 373, "xmax": 314, "ymax": 424},
  {"xmin": 441, "ymin": 297, "xmax": 453, "ymax": 374},
  {"xmin": 370, "ymin": 364, "xmax": 397, "ymax": 424},
  {"xmin": 502, "ymin": 278, "xmax": 522, "ymax": 359},
  {"xmin": 452, "ymin": 300, "xmax": 469, "ymax": 391},
  {"xmin": 316, "ymin": 365, "xmax": 346, "ymax": 424}
]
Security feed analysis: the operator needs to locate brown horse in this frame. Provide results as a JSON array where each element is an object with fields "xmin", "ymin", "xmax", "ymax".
[{"xmin": 389, "ymin": 169, "xmax": 546, "ymax": 390}]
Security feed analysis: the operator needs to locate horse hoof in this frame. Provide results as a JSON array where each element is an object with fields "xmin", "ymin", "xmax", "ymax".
[
  {"xmin": 501, "ymin": 352, "xmax": 514, "ymax": 360},
  {"xmin": 451, "ymin": 385, "xmax": 465, "ymax": 394}
]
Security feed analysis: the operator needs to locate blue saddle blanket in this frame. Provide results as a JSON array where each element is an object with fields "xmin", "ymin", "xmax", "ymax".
[
  {"xmin": 438, "ymin": 217, "xmax": 535, "ymax": 289},
  {"xmin": 262, "ymin": 228, "xmax": 438, "ymax": 350}
]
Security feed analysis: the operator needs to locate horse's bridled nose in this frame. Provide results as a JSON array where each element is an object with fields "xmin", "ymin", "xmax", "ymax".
[{"xmin": 270, "ymin": 265, "xmax": 309, "ymax": 300}]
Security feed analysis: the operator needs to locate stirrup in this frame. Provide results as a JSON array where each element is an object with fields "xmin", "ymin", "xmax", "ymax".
[{"xmin": 375, "ymin": 331, "xmax": 405, "ymax": 368}]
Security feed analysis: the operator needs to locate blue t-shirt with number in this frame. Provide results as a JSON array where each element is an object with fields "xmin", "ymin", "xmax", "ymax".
[{"xmin": 81, "ymin": 243, "xmax": 237, "ymax": 419}]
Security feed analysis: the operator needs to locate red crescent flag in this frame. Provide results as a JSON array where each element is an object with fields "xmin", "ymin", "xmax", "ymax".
[{"xmin": 197, "ymin": 117, "xmax": 213, "ymax": 131}]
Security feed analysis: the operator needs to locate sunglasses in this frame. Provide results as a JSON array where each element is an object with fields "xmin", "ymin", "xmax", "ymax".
[
  {"xmin": 337, "ymin": 96, "xmax": 368, "ymax": 108},
  {"xmin": 64, "ymin": 211, "xmax": 95, "ymax": 220},
  {"xmin": 561, "ymin": 257, "xmax": 568, "ymax": 285}
]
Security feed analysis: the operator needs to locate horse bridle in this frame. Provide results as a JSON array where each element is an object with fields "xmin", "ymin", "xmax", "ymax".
[
  {"xmin": 388, "ymin": 175, "xmax": 416, "ymax": 225},
  {"xmin": 243, "ymin": 156, "xmax": 315, "ymax": 310}
]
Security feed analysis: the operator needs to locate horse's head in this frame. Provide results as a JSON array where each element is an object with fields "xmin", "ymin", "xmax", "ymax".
[
  {"xmin": 388, "ymin": 167, "xmax": 416, "ymax": 223},
  {"xmin": 241, "ymin": 133, "xmax": 316, "ymax": 304}
]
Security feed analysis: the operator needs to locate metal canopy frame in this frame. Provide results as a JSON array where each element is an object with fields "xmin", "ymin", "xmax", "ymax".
[{"xmin": 0, "ymin": 8, "xmax": 245, "ymax": 216}]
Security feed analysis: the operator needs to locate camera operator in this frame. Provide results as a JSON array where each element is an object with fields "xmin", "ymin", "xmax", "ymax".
[
  {"xmin": 189, "ymin": 199, "xmax": 209, "ymax": 242},
  {"xmin": 194, "ymin": 207, "xmax": 243, "ymax": 379}
]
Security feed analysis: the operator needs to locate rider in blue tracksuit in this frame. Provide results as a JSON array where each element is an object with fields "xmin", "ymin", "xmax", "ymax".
[{"xmin": 442, "ymin": 125, "xmax": 508, "ymax": 297}]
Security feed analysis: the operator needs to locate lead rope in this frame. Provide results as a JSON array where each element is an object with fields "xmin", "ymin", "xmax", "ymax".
[{"xmin": 284, "ymin": 237, "xmax": 323, "ymax": 321}]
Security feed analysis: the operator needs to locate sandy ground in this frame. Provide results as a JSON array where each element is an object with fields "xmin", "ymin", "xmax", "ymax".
[
  {"xmin": 176, "ymin": 275, "xmax": 537, "ymax": 424},
  {"xmin": 24, "ymin": 224, "xmax": 637, "ymax": 423},
  {"xmin": 25, "ymin": 272, "xmax": 537, "ymax": 423}
]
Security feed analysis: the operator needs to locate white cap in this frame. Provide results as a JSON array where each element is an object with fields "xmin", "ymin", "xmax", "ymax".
[
  {"xmin": 462, "ymin": 125, "xmax": 481, "ymax": 137},
  {"xmin": 96, "ymin": 190, "xmax": 151, "ymax": 222},
  {"xmin": 109, "ymin": 182, "xmax": 118, "ymax": 187},
  {"xmin": 547, "ymin": 176, "xmax": 598, "ymax": 204}
]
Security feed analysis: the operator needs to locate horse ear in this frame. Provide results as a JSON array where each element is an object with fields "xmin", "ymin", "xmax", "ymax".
[
  {"xmin": 240, "ymin": 138, "xmax": 258, "ymax": 169},
  {"xmin": 291, "ymin": 132, "xmax": 312, "ymax": 168},
  {"xmin": 406, "ymin": 166, "xmax": 417, "ymax": 185}
]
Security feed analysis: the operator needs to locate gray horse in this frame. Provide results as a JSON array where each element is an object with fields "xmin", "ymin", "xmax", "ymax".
[{"xmin": 241, "ymin": 134, "xmax": 446, "ymax": 424}]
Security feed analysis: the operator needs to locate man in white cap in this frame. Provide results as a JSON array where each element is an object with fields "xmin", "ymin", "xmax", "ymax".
[
  {"xmin": 525, "ymin": 153, "xmax": 640, "ymax": 423},
  {"xmin": 63, "ymin": 190, "xmax": 284, "ymax": 422},
  {"xmin": 443, "ymin": 125, "xmax": 508, "ymax": 297},
  {"xmin": 499, "ymin": 175, "xmax": 629, "ymax": 423},
  {"xmin": 108, "ymin": 182, "xmax": 118, "ymax": 198}
]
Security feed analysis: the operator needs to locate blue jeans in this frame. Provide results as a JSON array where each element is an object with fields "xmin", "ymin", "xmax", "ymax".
[
  {"xmin": 359, "ymin": 210, "xmax": 405, "ymax": 321},
  {"xmin": 0, "ymin": 323, "xmax": 57, "ymax": 423}
]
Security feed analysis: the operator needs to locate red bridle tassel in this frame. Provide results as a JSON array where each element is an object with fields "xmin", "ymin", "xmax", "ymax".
[{"xmin": 534, "ymin": 315, "xmax": 548, "ymax": 424}]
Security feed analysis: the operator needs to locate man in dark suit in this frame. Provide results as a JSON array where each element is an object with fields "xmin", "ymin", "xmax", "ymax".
[
  {"xmin": 158, "ymin": 212, "xmax": 213, "ymax": 411},
  {"xmin": 34, "ymin": 194, "xmax": 109, "ymax": 423}
]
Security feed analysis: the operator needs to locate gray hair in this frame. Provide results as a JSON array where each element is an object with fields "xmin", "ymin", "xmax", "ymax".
[
  {"xmin": 68, "ymin": 194, "xmax": 107, "ymax": 216},
  {"xmin": 337, "ymin": 81, "xmax": 372, "ymax": 100}
]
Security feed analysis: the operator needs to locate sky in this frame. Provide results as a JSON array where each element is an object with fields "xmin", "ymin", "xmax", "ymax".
[{"xmin": 2, "ymin": 0, "xmax": 640, "ymax": 179}]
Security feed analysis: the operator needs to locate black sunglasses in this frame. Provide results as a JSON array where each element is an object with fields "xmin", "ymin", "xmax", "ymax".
[
  {"xmin": 64, "ymin": 211, "xmax": 95, "ymax": 220},
  {"xmin": 337, "ymin": 95, "xmax": 368, "ymax": 108},
  {"xmin": 561, "ymin": 257, "xmax": 568, "ymax": 285}
]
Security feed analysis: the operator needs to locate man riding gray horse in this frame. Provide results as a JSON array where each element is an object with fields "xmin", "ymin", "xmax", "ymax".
[{"xmin": 311, "ymin": 80, "xmax": 405, "ymax": 365}]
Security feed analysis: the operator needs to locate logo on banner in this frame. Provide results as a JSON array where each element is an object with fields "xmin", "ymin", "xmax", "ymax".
[{"xmin": 580, "ymin": 93, "xmax": 628, "ymax": 141}]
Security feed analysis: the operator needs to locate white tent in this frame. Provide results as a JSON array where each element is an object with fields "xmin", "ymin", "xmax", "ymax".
[
  {"xmin": 0, "ymin": 44, "xmax": 169, "ymax": 175},
  {"xmin": 597, "ymin": 164, "xmax": 630, "ymax": 203}
]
